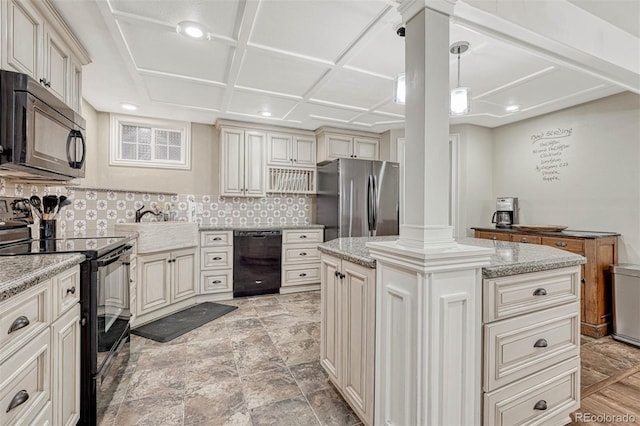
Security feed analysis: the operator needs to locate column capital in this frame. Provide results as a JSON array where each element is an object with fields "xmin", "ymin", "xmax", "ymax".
[{"xmin": 398, "ymin": 0, "xmax": 456, "ymax": 23}]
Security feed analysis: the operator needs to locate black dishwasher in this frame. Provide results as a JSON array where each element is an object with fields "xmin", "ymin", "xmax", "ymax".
[{"xmin": 233, "ymin": 230, "xmax": 282, "ymax": 297}]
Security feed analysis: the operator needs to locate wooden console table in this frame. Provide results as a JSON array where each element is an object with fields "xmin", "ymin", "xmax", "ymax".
[{"xmin": 472, "ymin": 227, "xmax": 619, "ymax": 338}]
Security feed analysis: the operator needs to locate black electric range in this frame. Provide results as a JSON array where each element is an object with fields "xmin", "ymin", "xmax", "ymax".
[{"xmin": 0, "ymin": 235, "xmax": 131, "ymax": 257}]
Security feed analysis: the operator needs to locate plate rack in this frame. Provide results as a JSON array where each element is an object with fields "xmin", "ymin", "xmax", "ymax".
[{"xmin": 268, "ymin": 167, "xmax": 315, "ymax": 194}]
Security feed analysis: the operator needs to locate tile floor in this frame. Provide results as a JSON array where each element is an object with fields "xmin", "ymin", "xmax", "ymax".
[
  {"xmin": 99, "ymin": 290, "xmax": 362, "ymax": 426},
  {"xmin": 99, "ymin": 290, "xmax": 640, "ymax": 426}
]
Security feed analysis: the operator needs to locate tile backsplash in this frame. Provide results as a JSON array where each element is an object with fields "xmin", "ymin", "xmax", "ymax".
[{"xmin": 0, "ymin": 178, "xmax": 312, "ymax": 237}]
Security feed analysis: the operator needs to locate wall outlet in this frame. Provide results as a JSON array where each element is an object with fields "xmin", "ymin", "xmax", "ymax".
[
  {"xmin": 196, "ymin": 202, "xmax": 204, "ymax": 214},
  {"xmin": 188, "ymin": 200, "xmax": 196, "ymax": 220}
]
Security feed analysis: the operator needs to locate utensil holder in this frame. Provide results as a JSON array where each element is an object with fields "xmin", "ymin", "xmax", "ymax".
[{"xmin": 39, "ymin": 219, "xmax": 56, "ymax": 239}]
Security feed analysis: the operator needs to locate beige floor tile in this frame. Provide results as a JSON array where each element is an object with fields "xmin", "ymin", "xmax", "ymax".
[
  {"xmin": 125, "ymin": 365, "xmax": 186, "ymax": 401},
  {"xmin": 114, "ymin": 394, "xmax": 185, "ymax": 426},
  {"xmin": 184, "ymin": 377, "xmax": 246, "ymax": 425},
  {"xmin": 277, "ymin": 338, "xmax": 321, "ymax": 366},
  {"xmin": 240, "ymin": 367, "xmax": 303, "ymax": 409},
  {"xmin": 250, "ymin": 396, "xmax": 320, "ymax": 425}
]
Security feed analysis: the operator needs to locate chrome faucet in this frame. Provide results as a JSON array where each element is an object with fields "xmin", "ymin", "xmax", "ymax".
[{"xmin": 135, "ymin": 205, "xmax": 162, "ymax": 223}]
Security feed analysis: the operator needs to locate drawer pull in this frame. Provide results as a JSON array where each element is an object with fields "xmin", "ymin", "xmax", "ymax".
[
  {"xmin": 212, "ymin": 280, "xmax": 222, "ymax": 284},
  {"xmin": 213, "ymin": 257, "xmax": 222, "ymax": 260},
  {"xmin": 6, "ymin": 390, "xmax": 29, "ymax": 413},
  {"xmin": 67, "ymin": 286, "xmax": 76, "ymax": 295},
  {"xmin": 520, "ymin": 238, "xmax": 528, "ymax": 243},
  {"xmin": 213, "ymin": 237, "xmax": 222, "ymax": 241},
  {"xmin": 533, "ymin": 400, "xmax": 547, "ymax": 411},
  {"xmin": 299, "ymin": 235, "xmax": 307, "ymax": 239},
  {"xmin": 555, "ymin": 242, "xmax": 568, "ymax": 247},
  {"xmin": 299, "ymin": 273, "xmax": 307, "ymax": 277},
  {"xmin": 533, "ymin": 288, "xmax": 547, "ymax": 296},
  {"xmin": 8, "ymin": 316, "xmax": 30, "ymax": 334},
  {"xmin": 299, "ymin": 252, "xmax": 307, "ymax": 256},
  {"xmin": 490, "ymin": 236, "xmax": 497, "ymax": 240},
  {"xmin": 533, "ymin": 338, "xmax": 548, "ymax": 348}
]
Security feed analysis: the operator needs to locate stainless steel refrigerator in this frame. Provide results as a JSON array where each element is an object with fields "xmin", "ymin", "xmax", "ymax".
[{"xmin": 316, "ymin": 158, "xmax": 399, "ymax": 241}]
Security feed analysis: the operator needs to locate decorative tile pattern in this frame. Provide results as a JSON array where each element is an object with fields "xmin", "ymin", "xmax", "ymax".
[{"xmin": 0, "ymin": 178, "xmax": 313, "ymax": 237}]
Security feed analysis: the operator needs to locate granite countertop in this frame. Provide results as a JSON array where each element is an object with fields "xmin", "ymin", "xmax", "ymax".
[
  {"xmin": 318, "ymin": 236, "xmax": 586, "ymax": 278},
  {"xmin": 199, "ymin": 224, "xmax": 324, "ymax": 231},
  {"xmin": 471, "ymin": 226, "xmax": 620, "ymax": 239},
  {"xmin": 0, "ymin": 254, "xmax": 86, "ymax": 302}
]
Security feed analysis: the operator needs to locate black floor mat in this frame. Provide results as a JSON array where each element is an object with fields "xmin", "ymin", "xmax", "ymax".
[{"xmin": 131, "ymin": 302, "xmax": 237, "ymax": 343}]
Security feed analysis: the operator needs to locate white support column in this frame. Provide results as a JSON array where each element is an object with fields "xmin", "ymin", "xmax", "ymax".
[{"xmin": 367, "ymin": 1, "xmax": 494, "ymax": 425}]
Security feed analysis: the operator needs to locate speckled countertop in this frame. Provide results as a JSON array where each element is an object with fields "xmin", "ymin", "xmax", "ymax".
[
  {"xmin": 471, "ymin": 226, "xmax": 619, "ymax": 239},
  {"xmin": 318, "ymin": 236, "xmax": 586, "ymax": 278},
  {"xmin": 199, "ymin": 224, "xmax": 324, "ymax": 231},
  {"xmin": 0, "ymin": 254, "xmax": 86, "ymax": 302}
]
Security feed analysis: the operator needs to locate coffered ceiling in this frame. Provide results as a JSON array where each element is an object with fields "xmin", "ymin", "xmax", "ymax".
[{"xmin": 52, "ymin": 0, "xmax": 637, "ymax": 131}]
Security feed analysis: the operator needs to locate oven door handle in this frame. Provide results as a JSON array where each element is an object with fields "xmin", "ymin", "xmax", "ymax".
[
  {"xmin": 100, "ymin": 335, "xmax": 128, "ymax": 384},
  {"xmin": 97, "ymin": 245, "xmax": 133, "ymax": 267}
]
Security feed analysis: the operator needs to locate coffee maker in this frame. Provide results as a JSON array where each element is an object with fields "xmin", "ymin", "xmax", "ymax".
[{"xmin": 491, "ymin": 197, "xmax": 519, "ymax": 228}]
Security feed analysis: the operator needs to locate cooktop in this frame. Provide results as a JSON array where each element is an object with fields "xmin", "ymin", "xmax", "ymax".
[{"xmin": 0, "ymin": 236, "xmax": 132, "ymax": 258}]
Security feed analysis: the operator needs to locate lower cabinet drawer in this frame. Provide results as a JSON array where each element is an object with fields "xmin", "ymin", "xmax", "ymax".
[
  {"xmin": 200, "ymin": 270, "xmax": 233, "ymax": 294},
  {"xmin": 0, "ymin": 329, "xmax": 51, "ymax": 426},
  {"xmin": 53, "ymin": 265, "xmax": 80, "ymax": 317},
  {"xmin": 484, "ymin": 302, "xmax": 580, "ymax": 391},
  {"xmin": 540, "ymin": 237, "xmax": 584, "ymax": 255},
  {"xmin": 0, "ymin": 281, "xmax": 50, "ymax": 355},
  {"xmin": 282, "ymin": 264, "xmax": 321, "ymax": 286},
  {"xmin": 484, "ymin": 357, "xmax": 580, "ymax": 426},
  {"xmin": 283, "ymin": 246, "xmax": 321, "ymax": 264},
  {"xmin": 201, "ymin": 247, "xmax": 233, "ymax": 269},
  {"xmin": 510, "ymin": 234, "xmax": 541, "ymax": 244}
]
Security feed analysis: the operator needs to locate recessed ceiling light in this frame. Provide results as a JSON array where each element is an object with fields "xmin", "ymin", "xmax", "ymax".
[
  {"xmin": 506, "ymin": 105, "xmax": 520, "ymax": 112},
  {"xmin": 121, "ymin": 103, "xmax": 137, "ymax": 111},
  {"xmin": 259, "ymin": 111, "xmax": 272, "ymax": 117},
  {"xmin": 176, "ymin": 21, "xmax": 208, "ymax": 40}
]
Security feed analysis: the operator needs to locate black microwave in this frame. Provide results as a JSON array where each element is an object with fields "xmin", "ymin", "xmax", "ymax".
[{"xmin": 0, "ymin": 70, "xmax": 85, "ymax": 180}]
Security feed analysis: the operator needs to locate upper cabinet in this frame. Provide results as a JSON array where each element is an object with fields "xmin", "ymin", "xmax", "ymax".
[
  {"xmin": 219, "ymin": 125, "xmax": 267, "ymax": 197},
  {"xmin": 316, "ymin": 127, "xmax": 380, "ymax": 162},
  {"xmin": 0, "ymin": 0, "xmax": 91, "ymax": 113},
  {"xmin": 267, "ymin": 133, "xmax": 316, "ymax": 168}
]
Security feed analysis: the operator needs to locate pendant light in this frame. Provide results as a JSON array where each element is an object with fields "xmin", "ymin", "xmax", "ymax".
[{"xmin": 450, "ymin": 41, "xmax": 470, "ymax": 116}]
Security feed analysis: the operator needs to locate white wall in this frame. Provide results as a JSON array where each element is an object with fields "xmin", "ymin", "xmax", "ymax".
[
  {"xmin": 491, "ymin": 92, "xmax": 640, "ymax": 263},
  {"xmin": 450, "ymin": 124, "xmax": 494, "ymax": 237}
]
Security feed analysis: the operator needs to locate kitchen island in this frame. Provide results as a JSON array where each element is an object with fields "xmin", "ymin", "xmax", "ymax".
[{"xmin": 318, "ymin": 236, "xmax": 586, "ymax": 426}]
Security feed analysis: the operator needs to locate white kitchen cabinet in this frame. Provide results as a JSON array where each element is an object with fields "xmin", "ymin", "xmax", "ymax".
[
  {"xmin": 220, "ymin": 127, "xmax": 267, "ymax": 197},
  {"xmin": 267, "ymin": 133, "xmax": 316, "ymax": 167},
  {"xmin": 51, "ymin": 304, "xmax": 80, "ymax": 426},
  {"xmin": 199, "ymin": 231, "xmax": 233, "ymax": 295},
  {"xmin": 316, "ymin": 127, "xmax": 380, "ymax": 162},
  {"xmin": 0, "ymin": 264, "xmax": 81, "ymax": 426},
  {"xmin": 320, "ymin": 253, "xmax": 375, "ymax": 426},
  {"xmin": 281, "ymin": 229, "xmax": 323, "ymax": 293},
  {"xmin": 137, "ymin": 247, "xmax": 196, "ymax": 316},
  {"xmin": 0, "ymin": 0, "xmax": 90, "ymax": 113}
]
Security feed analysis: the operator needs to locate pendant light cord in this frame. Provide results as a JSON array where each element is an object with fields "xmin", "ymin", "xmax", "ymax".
[{"xmin": 456, "ymin": 48, "xmax": 461, "ymax": 87}]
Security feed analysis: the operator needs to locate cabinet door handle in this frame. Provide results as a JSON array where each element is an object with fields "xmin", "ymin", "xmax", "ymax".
[
  {"xmin": 339, "ymin": 273, "xmax": 345, "ymax": 279},
  {"xmin": 66, "ymin": 286, "xmax": 76, "ymax": 295},
  {"xmin": 533, "ymin": 288, "xmax": 547, "ymax": 296},
  {"xmin": 533, "ymin": 338, "xmax": 548, "ymax": 348},
  {"xmin": 299, "ymin": 235, "xmax": 307, "ymax": 239},
  {"xmin": 581, "ymin": 278, "xmax": 586, "ymax": 284},
  {"xmin": 555, "ymin": 242, "xmax": 568, "ymax": 247},
  {"xmin": 8, "ymin": 316, "xmax": 30, "ymax": 334},
  {"xmin": 533, "ymin": 400, "xmax": 547, "ymax": 411},
  {"xmin": 6, "ymin": 390, "xmax": 29, "ymax": 412},
  {"xmin": 299, "ymin": 273, "xmax": 307, "ymax": 277},
  {"xmin": 212, "ymin": 280, "xmax": 222, "ymax": 284},
  {"xmin": 213, "ymin": 257, "xmax": 222, "ymax": 260},
  {"xmin": 299, "ymin": 252, "xmax": 307, "ymax": 256},
  {"xmin": 334, "ymin": 270, "xmax": 340, "ymax": 277}
]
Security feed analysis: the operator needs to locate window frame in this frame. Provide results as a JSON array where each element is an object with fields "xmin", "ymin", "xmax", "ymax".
[{"xmin": 110, "ymin": 114, "xmax": 192, "ymax": 170}]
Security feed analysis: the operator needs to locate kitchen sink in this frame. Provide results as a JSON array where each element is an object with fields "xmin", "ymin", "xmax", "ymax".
[{"xmin": 115, "ymin": 222, "xmax": 198, "ymax": 254}]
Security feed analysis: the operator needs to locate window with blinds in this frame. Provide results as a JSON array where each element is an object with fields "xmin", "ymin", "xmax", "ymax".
[{"xmin": 110, "ymin": 115, "xmax": 191, "ymax": 169}]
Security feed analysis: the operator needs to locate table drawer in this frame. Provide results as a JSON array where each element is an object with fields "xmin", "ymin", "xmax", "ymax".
[
  {"xmin": 0, "ymin": 282, "xmax": 51, "ymax": 356},
  {"xmin": 541, "ymin": 237, "xmax": 584, "ymax": 254},
  {"xmin": 282, "ymin": 264, "xmax": 321, "ymax": 286},
  {"xmin": 284, "ymin": 246, "xmax": 321, "ymax": 264},
  {"xmin": 200, "ymin": 270, "xmax": 232, "ymax": 294},
  {"xmin": 484, "ymin": 302, "xmax": 580, "ymax": 392},
  {"xmin": 201, "ymin": 231, "xmax": 232, "ymax": 247},
  {"xmin": 0, "ymin": 329, "xmax": 51, "ymax": 426},
  {"xmin": 484, "ymin": 357, "xmax": 580, "ymax": 426},
  {"xmin": 283, "ymin": 229, "xmax": 323, "ymax": 244},
  {"xmin": 510, "ymin": 234, "xmax": 541, "ymax": 244},
  {"xmin": 201, "ymin": 247, "xmax": 233, "ymax": 269},
  {"xmin": 484, "ymin": 267, "xmax": 580, "ymax": 322},
  {"xmin": 53, "ymin": 266, "xmax": 80, "ymax": 317},
  {"xmin": 475, "ymin": 231, "xmax": 511, "ymax": 241}
]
